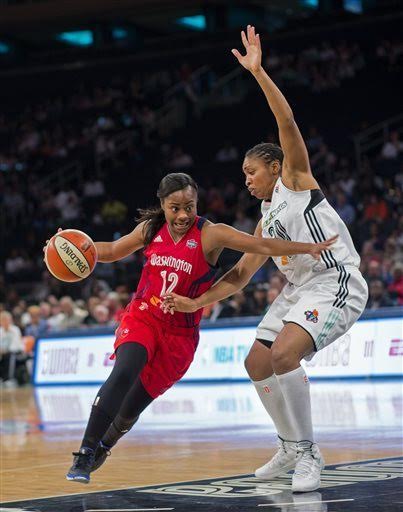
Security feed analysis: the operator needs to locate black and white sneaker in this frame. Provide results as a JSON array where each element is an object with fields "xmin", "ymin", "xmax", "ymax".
[
  {"xmin": 91, "ymin": 441, "xmax": 111, "ymax": 473},
  {"xmin": 66, "ymin": 447, "xmax": 96, "ymax": 484}
]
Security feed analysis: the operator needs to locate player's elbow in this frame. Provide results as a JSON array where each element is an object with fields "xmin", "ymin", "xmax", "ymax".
[{"xmin": 278, "ymin": 113, "xmax": 295, "ymax": 128}]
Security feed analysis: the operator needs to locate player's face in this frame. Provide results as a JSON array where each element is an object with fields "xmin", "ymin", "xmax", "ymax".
[
  {"xmin": 162, "ymin": 186, "xmax": 198, "ymax": 238},
  {"xmin": 242, "ymin": 156, "xmax": 279, "ymax": 200}
]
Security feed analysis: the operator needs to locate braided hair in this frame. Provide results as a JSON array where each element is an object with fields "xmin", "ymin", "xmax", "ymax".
[{"xmin": 245, "ymin": 143, "xmax": 284, "ymax": 168}]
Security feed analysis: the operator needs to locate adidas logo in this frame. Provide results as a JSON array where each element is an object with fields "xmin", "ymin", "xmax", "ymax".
[{"xmin": 154, "ymin": 235, "xmax": 163, "ymax": 242}]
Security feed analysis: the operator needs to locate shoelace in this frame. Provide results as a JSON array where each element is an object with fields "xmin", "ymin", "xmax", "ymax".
[{"xmin": 270, "ymin": 441, "xmax": 290, "ymax": 466}]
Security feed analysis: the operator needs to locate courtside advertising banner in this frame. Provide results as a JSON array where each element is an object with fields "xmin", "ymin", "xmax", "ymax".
[{"xmin": 33, "ymin": 317, "xmax": 402, "ymax": 385}]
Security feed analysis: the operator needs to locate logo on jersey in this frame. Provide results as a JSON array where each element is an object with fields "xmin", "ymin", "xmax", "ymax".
[
  {"xmin": 263, "ymin": 386, "xmax": 271, "ymax": 393},
  {"xmin": 263, "ymin": 201, "xmax": 287, "ymax": 228},
  {"xmin": 150, "ymin": 295, "xmax": 161, "ymax": 306},
  {"xmin": 275, "ymin": 185, "xmax": 279, "ymax": 193},
  {"xmin": 139, "ymin": 302, "xmax": 149, "ymax": 311},
  {"xmin": 117, "ymin": 327, "xmax": 130, "ymax": 338},
  {"xmin": 153, "ymin": 235, "xmax": 163, "ymax": 243},
  {"xmin": 304, "ymin": 309, "xmax": 319, "ymax": 323},
  {"xmin": 186, "ymin": 239, "xmax": 198, "ymax": 249},
  {"xmin": 150, "ymin": 253, "xmax": 192, "ymax": 275}
]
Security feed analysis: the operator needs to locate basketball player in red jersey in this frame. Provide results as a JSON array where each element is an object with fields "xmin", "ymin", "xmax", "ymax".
[{"xmin": 59, "ymin": 172, "xmax": 335, "ymax": 483}]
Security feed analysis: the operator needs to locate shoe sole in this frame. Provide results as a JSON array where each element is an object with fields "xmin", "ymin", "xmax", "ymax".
[
  {"xmin": 255, "ymin": 459, "xmax": 297, "ymax": 480},
  {"xmin": 66, "ymin": 475, "xmax": 90, "ymax": 484},
  {"xmin": 292, "ymin": 479, "xmax": 321, "ymax": 492}
]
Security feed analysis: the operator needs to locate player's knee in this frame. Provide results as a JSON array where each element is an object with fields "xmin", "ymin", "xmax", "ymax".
[
  {"xmin": 245, "ymin": 351, "xmax": 271, "ymax": 381},
  {"xmin": 271, "ymin": 343, "xmax": 295, "ymax": 374}
]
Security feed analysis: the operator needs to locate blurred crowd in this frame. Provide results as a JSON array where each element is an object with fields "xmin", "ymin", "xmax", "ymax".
[{"xmin": 1, "ymin": 36, "xmax": 402, "ymax": 385}]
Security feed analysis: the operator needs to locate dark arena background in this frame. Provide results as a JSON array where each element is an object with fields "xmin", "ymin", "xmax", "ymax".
[{"xmin": 0, "ymin": 1, "xmax": 402, "ymax": 511}]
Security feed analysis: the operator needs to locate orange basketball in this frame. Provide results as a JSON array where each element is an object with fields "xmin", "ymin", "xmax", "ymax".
[{"xmin": 44, "ymin": 229, "xmax": 98, "ymax": 282}]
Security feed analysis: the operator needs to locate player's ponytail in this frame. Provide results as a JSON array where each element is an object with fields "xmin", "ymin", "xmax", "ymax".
[{"xmin": 137, "ymin": 173, "xmax": 198, "ymax": 246}]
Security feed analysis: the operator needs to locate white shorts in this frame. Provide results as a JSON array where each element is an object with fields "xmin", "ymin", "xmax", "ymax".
[{"xmin": 256, "ymin": 265, "xmax": 368, "ymax": 359}]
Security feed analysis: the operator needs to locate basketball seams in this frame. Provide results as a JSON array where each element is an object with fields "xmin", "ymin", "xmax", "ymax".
[
  {"xmin": 46, "ymin": 237, "xmax": 84, "ymax": 282},
  {"xmin": 44, "ymin": 229, "xmax": 97, "ymax": 282},
  {"xmin": 53, "ymin": 235, "xmax": 90, "ymax": 278}
]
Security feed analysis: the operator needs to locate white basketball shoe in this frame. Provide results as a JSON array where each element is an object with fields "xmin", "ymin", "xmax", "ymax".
[
  {"xmin": 292, "ymin": 441, "xmax": 325, "ymax": 492},
  {"xmin": 255, "ymin": 438, "xmax": 300, "ymax": 480}
]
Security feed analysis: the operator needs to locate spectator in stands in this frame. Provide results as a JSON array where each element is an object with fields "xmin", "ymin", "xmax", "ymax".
[
  {"xmin": 381, "ymin": 131, "xmax": 403, "ymax": 160},
  {"xmin": 84, "ymin": 175, "xmax": 106, "ymax": 199},
  {"xmin": 104, "ymin": 292, "xmax": 126, "ymax": 323},
  {"xmin": 334, "ymin": 191, "xmax": 356, "ymax": 226},
  {"xmin": 218, "ymin": 291, "xmax": 254, "ymax": 318},
  {"xmin": 169, "ymin": 146, "xmax": 194, "ymax": 170},
  {"xmin": 232, "ymin": 208, "xmax": 255, "ymax": 234},
  {"xmin": 251, "ymin": 283, "xmax": 269, "ymax": 316},
  {"xmin": 52, "ymin": 296, "xmax": 88, "ymax": 330},
  {"xmin": 0, "ymin": 311, "xmax": 24, "ymax": 385},
  {"xmin": 366, "ymin": 279, "xmax": 395, "ymax": 309},
  {"xmin": 388, "ymin": 263, "xmax": 403, "ymax": 306},
  {"xmin": 24, "ymin": 305, "xmax": 48, "ymax": 340},
  {"xmin": 101, "ymin": 196, "xmax": 128, "ymax": 224},
  {"xmin": 360, "ymin": 223, "xmax": 385, "ymax": 257},
  {"xmin": 215, "ymin": 141, "xmax": 239, "ymax": 163},
  {"xmin": 92, "ymin": 304, "xmax": 114, "ymax": 327},
  {"xmin": 266, "ymin": 287, "xmax": 280, "ymax": 311},
  {"xmin": 363, "ymin": 193, "xmax": 389, "ymax": 222}
]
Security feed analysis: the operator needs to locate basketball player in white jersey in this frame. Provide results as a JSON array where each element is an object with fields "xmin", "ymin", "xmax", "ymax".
[{"xmin": 161, "ymin": 26, "xmax": 368, "ymax": 492}]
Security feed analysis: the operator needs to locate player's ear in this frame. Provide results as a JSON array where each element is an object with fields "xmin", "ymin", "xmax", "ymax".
[{"xmin": 271, "ymin": 160, "xmax": 281, "ymax": 176}]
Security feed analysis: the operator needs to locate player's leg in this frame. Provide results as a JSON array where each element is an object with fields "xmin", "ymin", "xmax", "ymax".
[
  {"xmin": 91, "ymin": 378, "xmax": 154, "ymax": 472},
  {"xmin": 245, "ymin": 290, "xmax": 301, "ymax": 479},
  {"xmin": 92, "ymin": 325, "xmax": 199, "ymax": 473},
  {"xmin": 275, "ymin": 268, "xmax": 368, "ymax": 492},
  {"xmin": 246, "ymin": 339, "xmax": 301, "ymax": 479},
  {"xmin": 271, "ymin": 322, "xmax": 324, "ymax": 492},
  {"xmin": 66, "ymin": 342, "xmax": 148, "ymax": 483}
]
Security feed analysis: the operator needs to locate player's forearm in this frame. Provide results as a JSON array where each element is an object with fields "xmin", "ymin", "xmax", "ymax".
[
  {"xmin": 252, "ymin": 66, "xmax": 294, "ymax": 125},
  {"xmin": 94, "ymin": 242, "xmax": 115, "ymax": 263},
  {"xmin": 260, "ymin": 237, "xmax": 312, "ymax": 257},
  {"xmin": 194, "ymin": 266, "xmax": 252, "ymax": 308}
]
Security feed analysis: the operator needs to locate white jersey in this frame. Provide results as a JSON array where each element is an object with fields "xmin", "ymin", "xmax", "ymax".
[{"xmin": 261, "ymin": 177, "xmax": 360, "ymax": 286}]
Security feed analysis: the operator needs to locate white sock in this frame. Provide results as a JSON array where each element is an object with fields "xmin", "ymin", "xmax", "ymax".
[
  {"xmin": 253, "ymin": 375, "xmax": 297, "ymax": 441},
  {"xmin": 276, "ymin": 366, "xmax": 314, "ymax": 443}
]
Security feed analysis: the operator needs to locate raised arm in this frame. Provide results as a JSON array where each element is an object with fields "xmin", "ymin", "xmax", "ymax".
[
  {"xmin": 232, "ymin": 25, "xmax": 318, "ymax": 189},
  {"xmin": 94, "ymin": 222, "xmax": 145, "ymax": 263}
]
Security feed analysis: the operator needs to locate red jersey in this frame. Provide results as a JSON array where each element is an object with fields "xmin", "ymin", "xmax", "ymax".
[{"xmin": 132, "ymin": 216, "xmax": 218, "ymax": 328}]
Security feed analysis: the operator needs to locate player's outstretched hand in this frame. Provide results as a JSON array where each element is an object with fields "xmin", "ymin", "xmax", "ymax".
[
  {"xmin": 231, "ymin": 25, "xmax": 262, "ymax": 74},
  {"xmin": 310, "ymin": 235, "xmax": 338, "ymax": 260},
  {"xmin": 160, "ymin": 293, "xmax": 199, "ymax": 314},
  {"xmin": 42, "ymin": 227, "xmax": 63, "ymax": 257}
]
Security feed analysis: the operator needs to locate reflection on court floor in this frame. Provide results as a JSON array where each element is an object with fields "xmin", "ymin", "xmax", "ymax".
[{"xmin": 34, "ymin": 380, "xmax": 402, "ymax": 433}]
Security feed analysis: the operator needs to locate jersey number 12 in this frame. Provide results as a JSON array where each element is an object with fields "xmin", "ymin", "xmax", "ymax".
[{"xmin": 160, "ymin": 270, "xmax": 179, "ymax": 295}]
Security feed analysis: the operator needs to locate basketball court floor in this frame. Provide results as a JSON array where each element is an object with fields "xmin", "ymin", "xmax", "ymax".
[{"xmin": 1, "ymin": 379, "xmax": 402, "ymax": 511}]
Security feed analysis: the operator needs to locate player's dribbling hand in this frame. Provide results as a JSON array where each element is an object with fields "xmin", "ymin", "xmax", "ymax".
[
  {"xmin": 42, "ymin": 227, "xmax": 63, "ymax": 258},
  {"xmin": 310, "ymin": 235, "xmax": 338, "ymax": 260},
  {"xmin": 231, "ymin": 25, "xmax": 262, "ymax": 75},
  {"xmin": 160, "ymin": 293, "xmax": 198, "ymax": 314}
]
